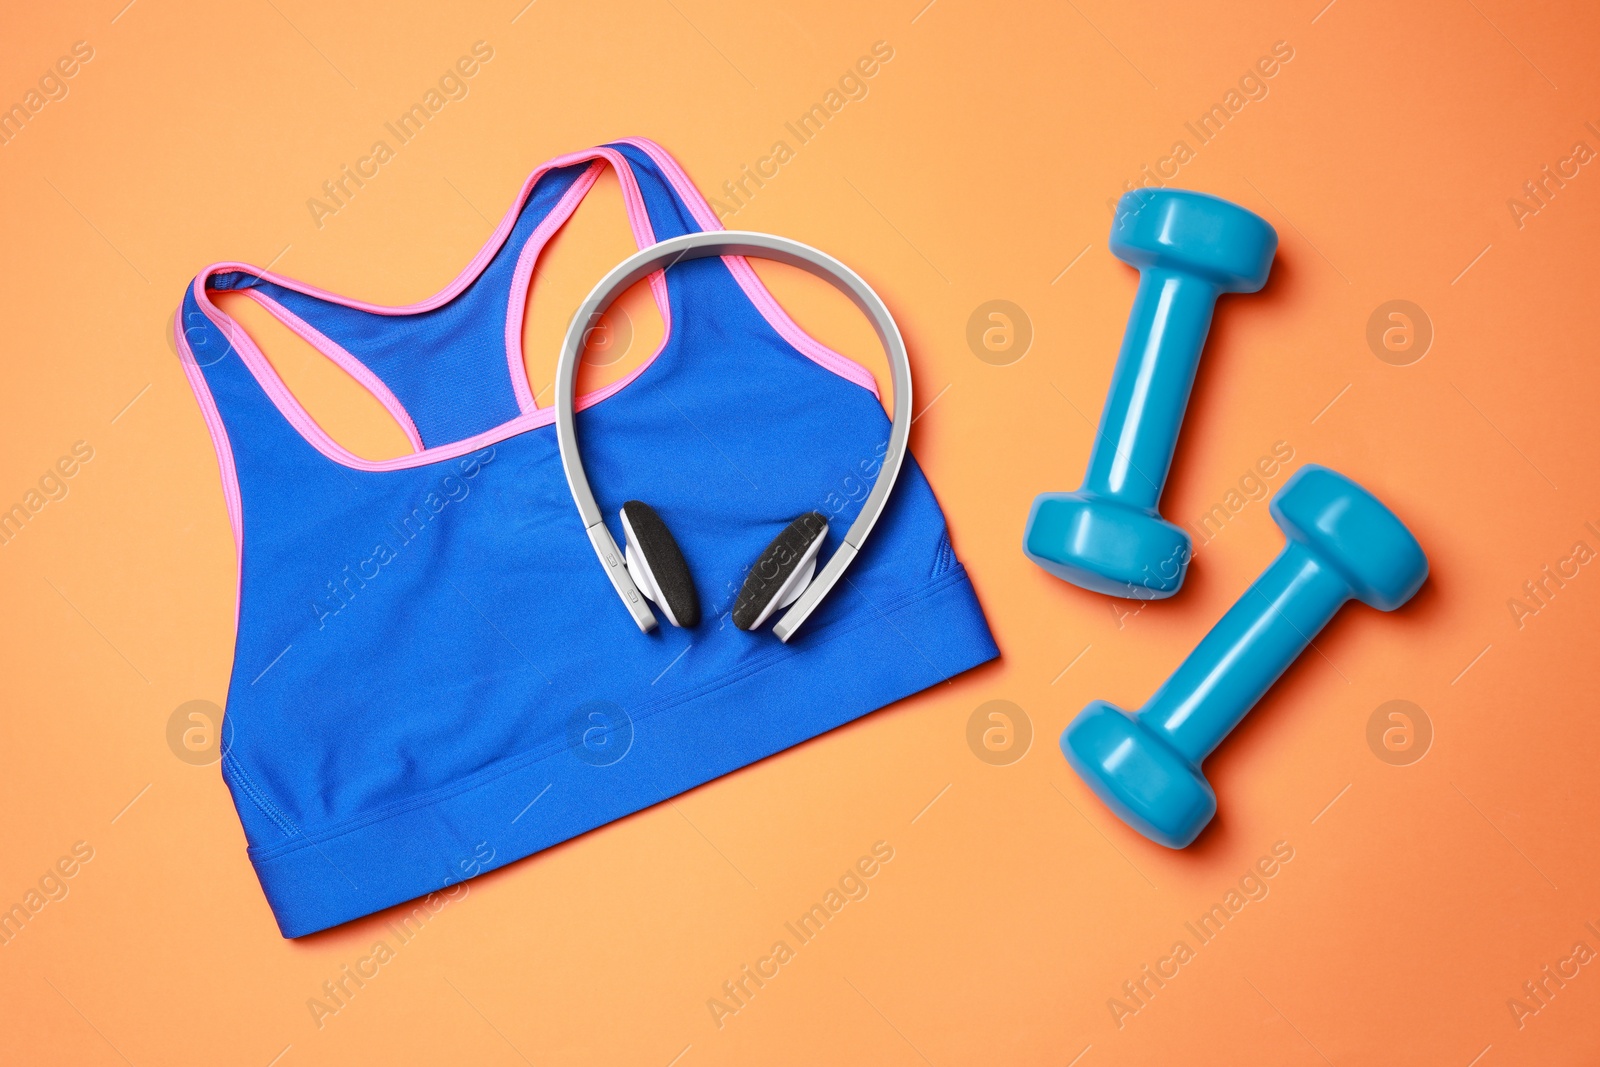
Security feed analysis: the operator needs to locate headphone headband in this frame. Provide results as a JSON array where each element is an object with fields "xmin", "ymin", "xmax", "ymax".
[{"xmin": 554, "ymin": 231, "xmax": 913, "ymax": 643}]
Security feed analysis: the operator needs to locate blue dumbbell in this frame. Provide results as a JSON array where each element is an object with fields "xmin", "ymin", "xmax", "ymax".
[
  {"xmin": 1024, "ymin": 189, "xmax": 1277, "ymax": 599},
  {"xmin": 1061, "ymin": 465, "xmax": 1428, "ymax": 848}
]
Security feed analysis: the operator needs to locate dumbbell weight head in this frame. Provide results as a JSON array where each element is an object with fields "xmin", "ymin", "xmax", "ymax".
[
  {"xmin": 1063, "ymin": 698, "xmax": 1217, "ymax": 849},
  {"xmin": 1272, "ymin": 464, "xmax": 1429, "ymax": 612},
  {"xmin": 1111, "ymin": 188, "xmax": 1278, "ymax": 294},
  {"xmin": 1024, "ymin": 492, "xmax": 1192, "ymax": 599}
]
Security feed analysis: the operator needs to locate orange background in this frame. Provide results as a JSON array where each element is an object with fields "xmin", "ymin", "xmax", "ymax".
[{"xmin": 2, "ymin": 1, "xmax": 1597, "ymax": 1063}]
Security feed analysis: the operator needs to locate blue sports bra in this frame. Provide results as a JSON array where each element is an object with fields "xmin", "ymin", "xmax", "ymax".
[{"xmin": 177, "ymin": 138, "xmax": 998, "ymax": 937}]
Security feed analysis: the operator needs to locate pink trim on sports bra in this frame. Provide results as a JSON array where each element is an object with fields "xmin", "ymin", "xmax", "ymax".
[
  {"xmin": 501, "ymin": 151, "xmax": 673, "ymax": 414},
  {"xmin": 503, "ymin": 161, "xmax": 603, "ymax": 413},
  {"xmin": 241, "ymin": 289, "xmax": 426, "ymax": 453},
  {"xmin": 174, "ymin": 317, "xmax": 244, "ymax": 624}
]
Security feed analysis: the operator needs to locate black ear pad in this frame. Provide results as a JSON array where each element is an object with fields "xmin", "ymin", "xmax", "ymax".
[
  {"xmin": 733, "ymin": 512, "xmax": 829, "ymax": 631},
  {"xmin": 619, "ymin": 501, "xmax": 701, "ymax": 628}
]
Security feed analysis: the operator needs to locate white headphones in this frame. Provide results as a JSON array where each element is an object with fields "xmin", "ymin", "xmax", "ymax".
[{"xmin": 554, "ymin": 231, "xmax": 913, "ymax": 643}]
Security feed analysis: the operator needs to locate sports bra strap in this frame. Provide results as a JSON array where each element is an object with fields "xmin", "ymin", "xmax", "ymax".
[{"xmin": 609, "ymin": 140, "xmax": 709, "ymax": 242}]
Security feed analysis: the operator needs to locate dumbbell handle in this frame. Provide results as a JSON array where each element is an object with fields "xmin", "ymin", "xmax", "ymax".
[
  {"xmin": 1081, "ymin": 269, "xmax": 1220, "ymax": 509},
  {"xmin": 1139, "ymin": 542, "xmax": 1351, "ymax": 764}
]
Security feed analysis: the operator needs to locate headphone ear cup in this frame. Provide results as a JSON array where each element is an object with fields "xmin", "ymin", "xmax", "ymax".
[
  {"xmin": 733, "ymin": 512, "xmax": 829, "ymax": 631},
  {"xmin": 620, "ymin": 501, "xmax": 701, "ymax": 628}
]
